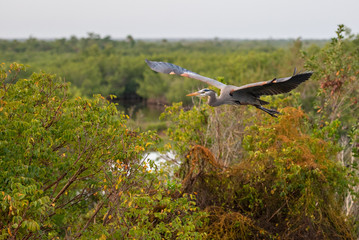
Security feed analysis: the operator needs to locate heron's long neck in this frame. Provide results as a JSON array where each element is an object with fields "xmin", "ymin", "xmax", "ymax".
[{"xmin": 207, "ymin": 91, "xmax": 223, "ymax": 107}]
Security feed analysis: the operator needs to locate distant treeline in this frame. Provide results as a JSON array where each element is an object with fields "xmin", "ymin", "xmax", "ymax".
[{"xmin": 0, "ymin": 34, "xmax": 328, "ymax": 104}]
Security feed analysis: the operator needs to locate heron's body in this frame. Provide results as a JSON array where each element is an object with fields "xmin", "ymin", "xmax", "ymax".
[{"xmin": 145, "ymin": 59, "xmax": 313, "ymax": 117}]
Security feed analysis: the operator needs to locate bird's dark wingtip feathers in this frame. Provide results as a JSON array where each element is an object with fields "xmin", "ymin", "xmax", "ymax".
[
  {"xmin": 302, "ymin": 71, "xmax": 314, "ymax": 80},
  {"xmin": 145, "ymin": 59, "xmax": 152, "ymax": 66},
  {"xmin": 292, "ymin": 70, "xmax": 314, "ymax": 83},
  {"xmin": 145, "ymin": 59, "xmax": 157, "ymax": 71},
  {"xmin": 294, "ymin": 70, "xmax": 314, "ymax": 77},
  {"xmin": 144, "ymin": 59, "xmax": 178, "ymax": 75}
]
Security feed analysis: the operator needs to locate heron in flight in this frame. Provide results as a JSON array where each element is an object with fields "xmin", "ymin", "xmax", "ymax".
[{"xmin": 145, "ymin": 60, "xmax": 313, "ymax": 117}]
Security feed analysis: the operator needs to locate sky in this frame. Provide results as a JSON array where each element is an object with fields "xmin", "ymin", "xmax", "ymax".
[{"xmin": 1, "ymin": 0, "xmax": 358, "ymax": 39}]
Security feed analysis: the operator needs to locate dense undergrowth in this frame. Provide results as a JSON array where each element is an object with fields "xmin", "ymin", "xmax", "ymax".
[{"xmin": 167, "ymin": 107, "xmax": 355, "ymax": 239}]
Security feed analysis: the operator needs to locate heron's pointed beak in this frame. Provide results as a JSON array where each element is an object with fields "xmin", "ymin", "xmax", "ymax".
[{"xmin": 186, "ymin": 92, "xmax": 200, "ymax": 97}]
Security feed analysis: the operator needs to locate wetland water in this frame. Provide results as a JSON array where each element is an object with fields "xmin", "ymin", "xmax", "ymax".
[
  {"xmin": 117, "ymin": 101, "xmax": 176, "ymax": 171},
  {"xmin": 116, "ymin": 100, "xmax": 165, "ymax": 125}
]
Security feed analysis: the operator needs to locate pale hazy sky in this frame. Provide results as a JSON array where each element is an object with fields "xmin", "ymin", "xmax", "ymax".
[{"xmin": 1, "ymin": 0, "xmax": 358, "ymax": 39}]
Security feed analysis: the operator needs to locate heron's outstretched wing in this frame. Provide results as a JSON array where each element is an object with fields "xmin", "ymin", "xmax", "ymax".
[
  {"xmin": 232, "ymin": 71, "xmax": 313, "ymax": 97},
  {"xmin": 145, "ymin": 59, "xmax": 227, "ymax": 90}
]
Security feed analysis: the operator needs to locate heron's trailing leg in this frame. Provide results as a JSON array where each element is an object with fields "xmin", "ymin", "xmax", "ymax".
[{"xmin": 255, "ymin": 105, "xmax": 280, "ymax": 118}]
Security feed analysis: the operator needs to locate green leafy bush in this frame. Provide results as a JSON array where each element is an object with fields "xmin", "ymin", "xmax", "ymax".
[{"xmin": 0, "ymin": 63, "xmax": 205, "ymax": 239}]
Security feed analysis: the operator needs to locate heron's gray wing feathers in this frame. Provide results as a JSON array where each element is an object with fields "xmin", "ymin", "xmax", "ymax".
[
  {"xmin": 145, "ymin": 60, "xmax": 226, "ymax": 90},
  {"xmin": 232, "ymin": 71, "xmax": 313, "ymax": 97}
]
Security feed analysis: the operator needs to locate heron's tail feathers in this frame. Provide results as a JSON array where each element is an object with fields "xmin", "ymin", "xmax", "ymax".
[{"xmin": 255, "ymin": 105, "xmax": 280, "ymax": 118}]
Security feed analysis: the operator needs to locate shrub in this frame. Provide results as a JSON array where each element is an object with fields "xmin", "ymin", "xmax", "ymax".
[{"xmin": 0, "ymin": 63, "xmax": 205, "ymax": 239}]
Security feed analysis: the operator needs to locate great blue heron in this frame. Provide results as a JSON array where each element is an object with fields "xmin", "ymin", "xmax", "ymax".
[{"xmin": 145, "ymin": 60, "xmax": 313, "ymax": 117}]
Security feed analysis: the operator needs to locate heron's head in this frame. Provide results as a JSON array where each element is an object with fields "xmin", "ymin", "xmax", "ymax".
[{"xmin": 186, "ymin": 88, "xmax": 215, "ymax": 97}]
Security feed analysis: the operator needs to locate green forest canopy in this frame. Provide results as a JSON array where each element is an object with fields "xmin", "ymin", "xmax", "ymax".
[{"xmin": 1, "ymin": 33, "xmax": 328, "ymax": 104}]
